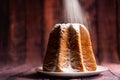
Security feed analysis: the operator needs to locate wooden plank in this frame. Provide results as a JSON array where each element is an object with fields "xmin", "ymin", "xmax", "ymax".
[
  {"xmin": 9, "ymin": 0, "xmax": 26, "ymax": 64},
  {"xmin": 39, "ymin": 0, "xmax": 45, "ymax": 62},
  {"xmin": 25, "ymin": 0, "xmax": 42, "ymax": 65},
  {"xmin": 0, "ymin": 0, "xmax": 10, "ymax": 65},
  {"xmin": 53, "ymin": 0, "xmax": 63, "ymax": 23},
  {"xmin": 117, "ymin": 0, "xmax": 120, "ymax": 60},
  {"xmin": 97, "ymin": 0, "xmax": 119, "ymax": 63}
]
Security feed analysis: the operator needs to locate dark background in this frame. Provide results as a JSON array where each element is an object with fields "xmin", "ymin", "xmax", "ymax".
[{"xmin": 0, "ymin": 0, "xmax": 120, "ymax": 79}]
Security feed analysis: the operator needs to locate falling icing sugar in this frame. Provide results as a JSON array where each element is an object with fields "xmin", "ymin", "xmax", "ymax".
[
  {"xmin": 63, "ymin": 0, "xmax": 89, "ymax": 72},
  {"xmin": 63, "ymin": 0, "xmax": 88, "ymax": 27}
]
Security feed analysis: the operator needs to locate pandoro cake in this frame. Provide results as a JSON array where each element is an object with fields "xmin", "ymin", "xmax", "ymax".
[{"xmin": 43, "ymin": 23, "xmax": 97, "ymax": 72}]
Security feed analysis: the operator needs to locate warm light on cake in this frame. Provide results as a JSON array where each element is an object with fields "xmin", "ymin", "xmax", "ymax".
[{"xmin": 43, "ymin": 23, "xmax": 97, "ymax": 72}]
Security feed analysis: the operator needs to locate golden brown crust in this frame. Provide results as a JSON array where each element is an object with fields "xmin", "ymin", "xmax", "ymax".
[
  {"xmin": 43, "ymin": 23, "xmax": 97, "ymax": 72},
  {"xmin": 80, "ymin": 25, "xmax": 97, "ymax": 71},
  {"xmin": 69, "ymin": 26, "xmax": 84, "ymax": 72},
  {"xmin": 43, "ymin": 25, "xmax": 61, "ymax": 71}
]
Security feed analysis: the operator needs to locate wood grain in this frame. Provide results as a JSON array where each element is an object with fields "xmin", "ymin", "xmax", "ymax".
[
  {"xmin": 0, "ymin": 0, "xmax": 11, "ymax": 65},
  {"xmin": 25, "ymin": 0, "xmax": 42, "ymax": 65},
  {"xmin": 97, "ymin": 0, "xmax": 119, "ymax": 63},
  {"xmin": 9, "ymin": 0, "xmax": 26, "ymax": 65},
  {"xmin": 117, "ymin": 0, "xmax": 120, "ymax": 60}
]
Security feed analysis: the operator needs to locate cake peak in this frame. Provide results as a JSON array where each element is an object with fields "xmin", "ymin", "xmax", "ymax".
[{"xmin": 43, "ymin": 23, "xmax": 97, "ymax": 72}]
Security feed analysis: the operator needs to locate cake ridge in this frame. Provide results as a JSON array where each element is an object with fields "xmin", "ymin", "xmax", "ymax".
[{"xmin": 43, "ymin": 23, "xmax": 97, "ymax": 72}]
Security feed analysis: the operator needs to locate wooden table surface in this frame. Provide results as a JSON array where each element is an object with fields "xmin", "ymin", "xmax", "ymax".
[{"xmin": 1, "ymin": 63, "xmax": 120, "ymax": 80}]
